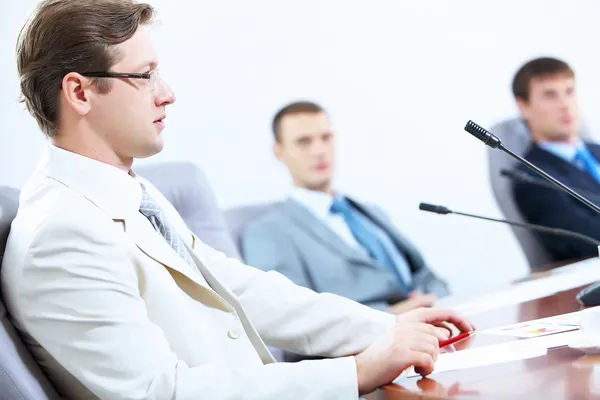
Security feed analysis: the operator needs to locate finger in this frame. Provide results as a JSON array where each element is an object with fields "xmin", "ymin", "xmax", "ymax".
[
  {"xmin": 418, "ymin": 323, "xmax": 450, "ymax": 341},
  {"xmin": 413, "ymin": 340, "xmax": 438, "ymax": 362},
  {"xmin": 441, "ymin": 344, "xmax": 456, "ymax": 354},
  {"xmin": 404, "ymin": 322, "xmax": 446, "ymax": 342},
  {"xmin": 436, "ymin": 327, "xmax": 451, "ymax": 340},
  {"xmin": 411, "ymin": 351, "xmax": 435, "ymax": 376},
  {"xmin": 414, "ymin": 295, "xmax": 437, "ymax": 307},
  {"xmin": 434, "ymin": 321, "xmax": 454, "ymax": 337},
  {"xmin": 410, "ymin": 325, "xmax": 444, "ymax": 352},
  {"xmin": 423, "ymin": 324, "xmax": 450, "ymax": 341},
  {"xmin": 422, "ymin": 294, "xmax": 438, "ymax": 302},
  {"xmin": 410, "ymin": 339, "xmax": 437, "ymax": 358},
  {"xmin": 414, "ymin": 308, "xmax": 474, "ymax": 332}
]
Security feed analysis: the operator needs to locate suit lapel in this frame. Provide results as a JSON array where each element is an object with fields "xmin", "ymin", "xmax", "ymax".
[
  {"xmin": 349, "ymin": 199, "xmax": 419, "ymax": 273},
  {"xmin": 531, "ymin": 145, "xmax": 600, "ymax": 192},
  {"xmin": 585, "ymin": 142, "xmax": 600, "ymax": 185},
  {"xmin": 587, "ymin": 142, "xmax": 600, "ymax": 162},
  {"xmin": 124, "ymin": 214, "xmax": 275, "ymax": 362},
  {"xmin": 184, "ymin": 233, "xmax": 277, "ymax": 364},
  {"xmin": 282, "ymin": 199, "xmax": 375, "ymax": 266},
  {"xmin": 124, "ymin": 213, "xmax": 216, "ymax": 292},
  {"xmin": 184, "ymin": 235, "xmax": 240, "ymax": 306}
]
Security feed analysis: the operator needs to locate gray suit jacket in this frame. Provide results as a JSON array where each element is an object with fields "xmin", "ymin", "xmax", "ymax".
[{"xmin": 242, "ymin": 198, "xmax": 449, "ymax": 310}]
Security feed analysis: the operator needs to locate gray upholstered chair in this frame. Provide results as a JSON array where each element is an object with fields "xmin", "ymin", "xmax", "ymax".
[
  {"xmin": 222, "ymin": 202, "xmax": 285, "ymax": 361},
  {"xmin": 136, "ymin": 161, "xmax": 242, "ymax": 260},
  {"xmin": 487, "ymin": 117, "xmax": 590, "ymax": 271},
  {"xmin": 223, "ymin": 202, "xmax": 282, "ymax": 258},
  {"xmin": 0, "ymin": 186, "xmax": 60, "ymax": 399}
]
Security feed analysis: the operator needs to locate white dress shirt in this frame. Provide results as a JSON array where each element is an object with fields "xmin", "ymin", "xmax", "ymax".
[{"xmin": 291, "ymin": 188, "xmax": 367, "ymax": 253}]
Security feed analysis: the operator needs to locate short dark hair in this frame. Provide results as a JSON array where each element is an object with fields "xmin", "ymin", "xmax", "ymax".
[
  {"xmin": 17, "ymin": 0, "xmax": 155, "ymax": 137},
  {"xmin": 512, "ymin": 57, "xmax": 574, "ymax": 102},
  {"xmin": 272, "ymin": 101, "xmax": 326, "ymax": 141}
]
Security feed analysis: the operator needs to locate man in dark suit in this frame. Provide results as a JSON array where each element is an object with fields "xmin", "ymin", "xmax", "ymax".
[
  {"xmin": 512, "ymin": 57, "xmax": 600, "ymax": 262},
  {"xmin": 242, "ymin": 101, "xmax": 449, "ymax": 315}
]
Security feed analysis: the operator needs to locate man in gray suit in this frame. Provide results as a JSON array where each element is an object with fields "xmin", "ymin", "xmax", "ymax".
[{"xmin": 242, "ymin": 101, "xmax": 449, "ymax": 315}]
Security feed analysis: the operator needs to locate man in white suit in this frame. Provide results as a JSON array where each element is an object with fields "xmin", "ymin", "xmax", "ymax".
[{"xmin": 1, "ymin": 1, "xmax": 473, "ymax": 399}]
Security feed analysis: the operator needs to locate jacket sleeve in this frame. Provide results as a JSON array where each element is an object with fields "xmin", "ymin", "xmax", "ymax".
[
  {"xmin": 242, "ymin": 220, "xmax": 313, "ymax": 289},
  {"xmin": 513, "ymin": 180, "xmax": 600, "ymax": 259},
  {"xmin": 14, "ymin": 215, "xmax": 378, "ymax": 400},
  {"xmin": 201, "ymin": 237, "xmax": 396, "ymax": 357}
]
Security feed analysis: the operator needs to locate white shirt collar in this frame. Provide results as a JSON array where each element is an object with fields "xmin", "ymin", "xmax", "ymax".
[
  {"xmin": 538, "ymin": 138, "xmax": 585, "ymax": 163},
  {"xmin": 38, "ymin": 144, "xmax": 143, "ymax": 220},
  {"xmin": 290, "ymin": 187, "xmax": 339, "ymax": 220}
]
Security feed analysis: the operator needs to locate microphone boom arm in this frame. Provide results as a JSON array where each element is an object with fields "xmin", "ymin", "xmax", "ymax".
[
  {"xmin": 451, "ymin": 209, "xmax": 600, "ymax": 246},
  {"xmin": 498, "ymin": 143, "xmax": 600, "ymax": 215}
]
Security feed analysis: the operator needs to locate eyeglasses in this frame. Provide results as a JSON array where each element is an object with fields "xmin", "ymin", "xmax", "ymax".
[{"xmin": 80, "ymin": 69, "xmax": 160, "ymax": 91}]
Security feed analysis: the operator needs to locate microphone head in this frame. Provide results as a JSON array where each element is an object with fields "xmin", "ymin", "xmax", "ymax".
[
  {"xmin": 464, "ymin": 120, "xmax": 502, "ymax": 149},
  {"xmin": 419, "ymin": 203, "xmax": 451, "ymax": 215}
]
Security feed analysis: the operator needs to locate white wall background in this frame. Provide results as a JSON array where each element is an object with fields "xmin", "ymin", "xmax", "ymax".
[{"xmin": 3, "ymin": 0, "xmax": 600, "ymax": 294}]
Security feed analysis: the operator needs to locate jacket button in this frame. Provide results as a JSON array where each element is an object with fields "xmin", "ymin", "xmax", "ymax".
[{"xmin": 227, "ymin": 329, "xmax": 240, "ymax": 340}]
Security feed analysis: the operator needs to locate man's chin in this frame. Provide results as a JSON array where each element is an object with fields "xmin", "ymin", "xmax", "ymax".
[
  {"xmin": 305, "ymin": 178, "xmax": 333, "ymax": 192},
  {"xmin": 547, "ymin": 129, "xmax": 577, "ymax": 143},
  {"xmin": 135, "ymin": 140, "xmax": 165, "ymax": 160}
]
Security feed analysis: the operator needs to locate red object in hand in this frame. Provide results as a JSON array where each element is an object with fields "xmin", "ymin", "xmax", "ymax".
[{"xmin": 439, "ymin": 331, "xmax": 475, "ymax": 348}]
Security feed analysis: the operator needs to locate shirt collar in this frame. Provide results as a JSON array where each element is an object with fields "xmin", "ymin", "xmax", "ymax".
[
  {"xmin": 290, "ymin": 187, "xmax": 342, "ymax": 219},
  {"xmin": 39, "ymin": 145, "xmax": 143, "ymax": 220},
  {"xmin": 538, "ymin": 138, "xmax": 585, "ymax": 163}
]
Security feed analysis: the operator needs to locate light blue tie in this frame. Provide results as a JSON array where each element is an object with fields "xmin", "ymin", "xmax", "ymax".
[
  {"xmin": 574, "ymin": 147, "xmax": 600, "ymax": 183},
  {"xmin": 139, "ymin": 189, "xmax": 195, "ymax": 268},
  {"xmin": 330, "ymin": 197, "xmax": 409, "ymax": 292}
]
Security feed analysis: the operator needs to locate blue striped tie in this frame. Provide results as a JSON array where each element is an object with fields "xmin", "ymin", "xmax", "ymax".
[
  {"xmin": 574, "ymin": 147, "xmax": 600, "ymax": 184},
  {"xmin": 139, "ymin": 189, "xmax": 195, "ymax": 268},
  {"xmin": 330, "ymin": 197, "xmax": 409, "ymax": 292}
]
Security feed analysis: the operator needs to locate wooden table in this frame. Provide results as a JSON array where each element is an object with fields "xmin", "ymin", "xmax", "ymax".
[{"xmin": 373, "ymin": 276, "xmax": 599, "ymax": 399}]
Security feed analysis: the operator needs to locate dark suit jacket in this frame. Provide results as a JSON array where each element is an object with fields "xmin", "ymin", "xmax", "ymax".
[
  {"xmin": 513, "ymin": 142, "xmax": 600, "ymax": 262},
  {"xmin": 241, "ymin": 197, "xmax": 449, "ymax": 311}
]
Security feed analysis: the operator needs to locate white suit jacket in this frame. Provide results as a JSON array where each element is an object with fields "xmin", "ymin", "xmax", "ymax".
[{"xmin": 1, "ymin": 146, "xmax": 395, "ymax": 400}]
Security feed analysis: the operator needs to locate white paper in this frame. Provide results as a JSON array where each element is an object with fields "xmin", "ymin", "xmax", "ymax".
[
  {"xmin": 481, "ymin": 322, "xmax": 578, "ymax": 338},
  {"xmin": 399, "ymin": 340, "xmax": 547, "ymax": 379},
  {"xmin": 439, "ymin": 258, "xmax": 600, "ymax": 316},
  {"xmin": 396, "ymin": 330, "xmax": 581, "ymax": 380},
  {"xmin": 480, "ymin": 311, "xmax": 584, "ymax": 337}
]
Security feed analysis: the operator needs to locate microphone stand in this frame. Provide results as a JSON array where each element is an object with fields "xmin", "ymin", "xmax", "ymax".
[{"xmin": 465, "ymin": 121, "xmax": 600, "ymax": 215}]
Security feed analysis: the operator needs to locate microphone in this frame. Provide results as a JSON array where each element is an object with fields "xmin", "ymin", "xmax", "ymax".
[
  {"xmin": 463, "ymin": 121, "xmax": 600, "ymax": 307},
  {"xmin": 419, "ymin": 202, "xmax": 600, "ymax": 247},
  {"xmin": 500, "ymin": 169, "xmax": 600, "ymax": 200},
  {"xmin": 464, "ymin": 121, "xmax": 600, "ymax": 214}
]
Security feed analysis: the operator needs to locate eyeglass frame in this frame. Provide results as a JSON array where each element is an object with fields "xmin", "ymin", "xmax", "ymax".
[{"xmin": 79, "ymin": 69, "xmax": 160, "ymax": 91}]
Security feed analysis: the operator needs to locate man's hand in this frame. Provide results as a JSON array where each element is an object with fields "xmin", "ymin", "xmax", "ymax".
[
  {"xmin": 354, "ymin": 308, "xmax": 474, "ymax": 396},
  {"xmin": 396, "ymin": 307, "xmax": 475, "ymax": 333},
  {"xmin": 387, "ymin": 292, "xmax": 437, "ymax": 315}
]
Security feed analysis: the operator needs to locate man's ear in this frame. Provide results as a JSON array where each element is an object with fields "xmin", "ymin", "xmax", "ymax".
[
  {"xmin": 61, "ymin": 72, "xmax": 92, "ymax": 116},
  {"xmin": 273, "ymin": 140, "xmax": 284, "ymax": 162},
  {"xmin": 515, "ymin": 97, "xmax": 531, "ymax": 121}
]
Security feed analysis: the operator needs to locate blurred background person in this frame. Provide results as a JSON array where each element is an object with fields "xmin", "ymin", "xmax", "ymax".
[
  {"xmin": 242, "ymin": 102, "xmax": 449, "ymax": 314},
  {"xmin": 510, "ymin": 57, "xmax": 600, "ymax": 263}
]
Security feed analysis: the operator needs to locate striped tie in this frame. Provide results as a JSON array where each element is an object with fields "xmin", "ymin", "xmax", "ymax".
[
  {"xmin": 139, "ymin": 188, "xmax": 194, "ymax": 268},
  {"xmin": 330, "ymin": 196, "xmax": 410, "ymax": 293},
  {"xmin": 574, "ymin": 147, "xmax": 600, "ymax": 184}
]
